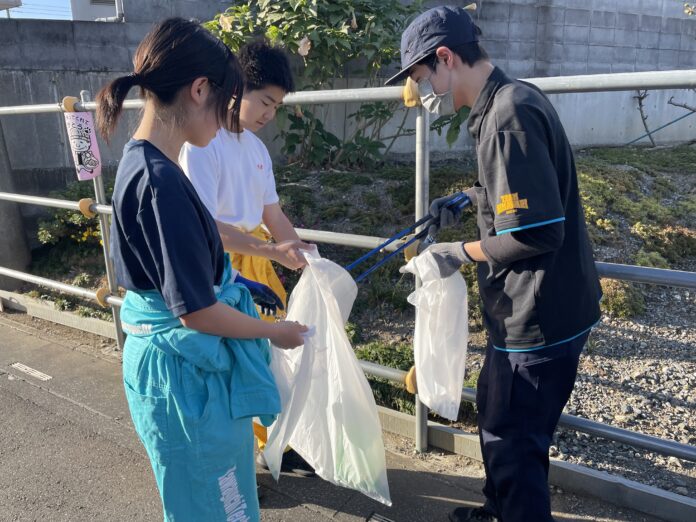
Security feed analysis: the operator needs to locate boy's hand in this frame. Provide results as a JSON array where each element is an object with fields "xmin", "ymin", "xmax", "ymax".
[
  {"xmin": 269, "ymin": 321, "xmax": 309, "ymax": 350},
  {"xmin": 235, "ymin": 275, "xmax": 284, "ymax": 315},
  {"xmin": 270, "ymin": 240, "xmax": 313, "ymax": 270}
]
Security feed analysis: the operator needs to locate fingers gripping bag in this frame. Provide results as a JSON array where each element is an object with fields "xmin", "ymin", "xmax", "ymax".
[
  {"xmin": 264, "ymin": 249, "xmax": 391, "ymax": 506},
  {"xmin": 400, "ymin": 250, "xmax": 468, "ymax": 421}
]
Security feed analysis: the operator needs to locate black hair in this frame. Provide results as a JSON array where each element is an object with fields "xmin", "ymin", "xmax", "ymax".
[
  {"xmin": 96, "ymin": 17, "xmax": 243, "ymax": 141},
  {"xmin": 238, "ymin": 40, "xmax": 295, "ymax": 94},
  {"xmin": 416, "ymin": 41, "xmax": 489, "ymax": 71}
]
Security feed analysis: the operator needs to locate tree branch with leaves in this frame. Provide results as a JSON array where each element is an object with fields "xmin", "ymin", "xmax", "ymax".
[{"xmin": 205, "ymin": 0, "xmax": 423, "ymax": 168}]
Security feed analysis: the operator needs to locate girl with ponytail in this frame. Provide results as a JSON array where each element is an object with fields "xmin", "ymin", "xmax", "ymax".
[{"xmin": 97, "ymin": 18, "xmax": 308, "ymax": 521}]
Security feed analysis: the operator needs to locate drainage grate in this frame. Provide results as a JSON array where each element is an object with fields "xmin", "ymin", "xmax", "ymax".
[
  {"xmin": 366, "ymin": 513, "xmax": 395, "ymax": 522},
  {"xmin": 10, "ymin": 362, "xmax": 52, "ymax": 381}
]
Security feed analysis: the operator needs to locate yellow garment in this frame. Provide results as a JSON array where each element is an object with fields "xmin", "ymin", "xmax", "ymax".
[
  {"xmin": 230, "ymin": 225, "xmax": 287, "ymax": 324},
  {"xmin": 231, "ymin": 224, "xmax": 288, "ymax": 451},
  {"xmin": 402, "ymin": 234, "xmax": 421, "ymax": 262},
  {"xmin": 253, "ymin": 421, "xmax": 290, "ymax": 454},
  {"xmin": 402, "ymin": 77, "xmax": 420, "ymax": 108},
  {"xmin": 253, "ymin": 422, "xmax": 269, "ymax": 450}
]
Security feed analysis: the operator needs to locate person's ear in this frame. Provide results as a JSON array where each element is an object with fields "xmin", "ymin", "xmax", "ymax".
[
  {"xmin": 190, "ymin": 77, "xmax": 209, "ymax": 106},
  {"xmin": 435, "ymin": 46, "xmax": 455, "ymax": 69}
]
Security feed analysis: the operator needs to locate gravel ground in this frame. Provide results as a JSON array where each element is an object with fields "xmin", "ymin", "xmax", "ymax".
[
  {"xmin": 459, "ymin": 283, "xmax": 696, "ymax": 499},
  {"xmin": 558, "ymin": 284, "xmax": 696, "ymax": 497}
]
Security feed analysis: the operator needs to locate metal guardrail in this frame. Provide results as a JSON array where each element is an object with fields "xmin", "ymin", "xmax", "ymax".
[
  {"xmin": 2, "ymin": 193, "xmax": 694, "ymax": 290},
  {"xmin": 596, "ymin": 261, "xmax": 696, "ymax": 288},
  {"xmin": 2, "ymin": 258, "xmax": 695, "ymax": 463},
  {"xmin": 0, "ymin": 265, "xmax": 124, "ymax": 308},
  {"xmin": 1, "ymin": 72, "xmax": 695, "ymax": 464},
  {"xmin": 1, "ymin": 70, "xmax": 696, "ymax": 116},
  {"xmin": 526, "ymin": 69, "xmax": 696, "ymax": 94},
  {"xmin": 0, "ymin": 98, "xmax": 143, "ymax": 116},
  {"xmin": 364, "ymin": 363, "xmax": 696, "ymax": 462},
  {"xmin": 0, "ymin": 191, "xmax": 111, "ymax": 215},
  {"xmin": 297, "ymin": 227, "xmax": 696, "ymax": 291}
]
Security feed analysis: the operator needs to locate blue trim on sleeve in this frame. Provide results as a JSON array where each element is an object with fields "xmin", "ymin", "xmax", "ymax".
[
  {"xmin": 493, "ymin": 319, "xmax": 600, "ymax": 352},
  {"xmin": 496, "ymin": 217, "xmax": 565, "ymax": 235}
]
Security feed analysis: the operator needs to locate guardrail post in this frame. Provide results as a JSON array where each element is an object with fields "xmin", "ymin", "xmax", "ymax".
[
  {"xmin": 414, "ymin": 106, "xmax": 430, "ymax": 453},
  {"xmin": 80, "ymin": 91, "xmax": 125, "ymax": 350}
]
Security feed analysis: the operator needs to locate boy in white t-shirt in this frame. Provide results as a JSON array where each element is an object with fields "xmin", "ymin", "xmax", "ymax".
[
  {"xmin": 181, "ymin": 41, "xmax": 302, "ymax": 320},
  {"xmin": 180, "ymin": 40, "xmax": 314, "ymax": 477}
]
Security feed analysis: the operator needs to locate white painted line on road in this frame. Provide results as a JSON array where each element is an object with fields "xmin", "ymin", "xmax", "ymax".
[{"xmin": 10, "ymin": 362, "xmax": 52, "ymax": 381}]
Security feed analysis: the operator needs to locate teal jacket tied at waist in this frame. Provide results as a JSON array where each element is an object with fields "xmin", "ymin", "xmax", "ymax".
[{"xmin": 119, "ymin": 254, "xmax": 280, "ymax": 425}]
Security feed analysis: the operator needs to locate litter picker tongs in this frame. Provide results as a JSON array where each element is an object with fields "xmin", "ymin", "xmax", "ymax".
[{"xmin": 345, "ymin": 192, "xmax": 471, "ymax": 283}]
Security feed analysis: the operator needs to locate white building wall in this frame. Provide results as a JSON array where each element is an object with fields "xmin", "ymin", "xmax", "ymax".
[{"xmin": 70, "ymin": 0, "xmax": 116, "ymax": 21}]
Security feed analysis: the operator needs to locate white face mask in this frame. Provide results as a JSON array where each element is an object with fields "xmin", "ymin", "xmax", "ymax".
[{"xmin": 418, "ymin": 67, "xmax": 456, "ymax": 116}]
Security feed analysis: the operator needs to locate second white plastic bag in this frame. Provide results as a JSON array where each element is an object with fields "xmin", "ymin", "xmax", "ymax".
[
  {"xmin": 400, "ymin": 250, "xmax": 469, "ymax": 421},
  {"xmin": 264, "ymin": 249, "xmax": 391, "ymax": 506}
]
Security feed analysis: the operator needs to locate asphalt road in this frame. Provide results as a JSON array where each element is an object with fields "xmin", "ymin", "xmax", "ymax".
[{"xmin": 0, "ymin": 314, "xmax": 664, "ymax": 522}]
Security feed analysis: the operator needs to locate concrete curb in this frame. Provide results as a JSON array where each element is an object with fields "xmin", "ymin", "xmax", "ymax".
[
  {"xmin": 0, "ymin": 290, "xmax": 117, "ymax": 340},
  {"xmin": 377, "ymin": 406, "xmax": 696, "ymax": 522}
]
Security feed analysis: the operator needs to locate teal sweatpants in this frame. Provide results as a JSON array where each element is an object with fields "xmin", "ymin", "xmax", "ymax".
[{"xmin": 123, "ymin": 335, "xmax": 259, "ymax": 522}]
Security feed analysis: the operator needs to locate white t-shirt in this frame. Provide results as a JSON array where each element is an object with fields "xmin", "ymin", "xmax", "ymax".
[{"xmin": 179, "ymin": 129, "xmax": 280, "ymax": 232}]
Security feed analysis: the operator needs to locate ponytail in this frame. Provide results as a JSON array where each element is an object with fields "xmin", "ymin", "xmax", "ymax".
[
  {"xmin": 96, "ymin": 18, "xmax": 243, "ymax": 142},
  {"xmin": 95, "ymin": 73, "xmax": 139, "ymax": 141}
]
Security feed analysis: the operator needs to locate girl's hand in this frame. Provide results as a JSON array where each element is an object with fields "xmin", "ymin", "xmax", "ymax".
[{"xmin": 269, "ymin": 321, "xmax": 309, "ymax": 349}]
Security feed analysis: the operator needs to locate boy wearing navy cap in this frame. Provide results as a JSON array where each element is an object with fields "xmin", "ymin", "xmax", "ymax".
[{"xmin": 387, "ymin": 5, "xmax": 602, "ymax": 522}]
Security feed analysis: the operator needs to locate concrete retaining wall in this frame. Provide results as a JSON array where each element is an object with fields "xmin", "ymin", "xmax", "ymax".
[{"xmin": 0, "ymin": 1, "xmax": 695, "ymax": 178}]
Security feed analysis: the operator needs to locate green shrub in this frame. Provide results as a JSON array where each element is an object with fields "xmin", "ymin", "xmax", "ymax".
[
  {"xmin": 589, "ymin": 144, "xmax": 696, "ymax": 175},
  {"xmin": 36, "ymin": 180, "xmax": 112, "ymax": 248},
  {"xmin": 356, "ymin": 341, "xmax": 415, "ymax": 414},
  {"xmin": 634, "ymin": 248, "xmax": 670, "ymax": 269},
  {"xmin": 577, "ymin": 149, "xmax": 695, "ymax": 253},
  {"xmin": 277, "ymin": 184, "xmax": 316, "ymax": 226},
  {"xmin": 360, "ymin": 262, "xmax": 412, "ymax": 312},
  {"xmin": 631, "ymin": 222, "xmax": 696, "ymax": 263},
  {"xmin": 206, "ymin": 0, "xmax": 422, "ymax": 168},
  {"xmin": 600, "ymin": 279, "xmax": 645, "ymax": 318},
  {"xmin": 345, "ymin": 321, "xmax": 362, "ymax": 344}
]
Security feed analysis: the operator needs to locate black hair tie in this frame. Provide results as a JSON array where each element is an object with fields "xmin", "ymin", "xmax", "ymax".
[{"xmin": 128, "ymin": 72, "xmax": 142, "ymax": 85}]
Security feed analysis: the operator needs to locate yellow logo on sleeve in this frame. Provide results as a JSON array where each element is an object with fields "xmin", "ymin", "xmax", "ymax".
[{"xmin": 496, "ymin": 193, "xmax": 528, "ymax": 215}]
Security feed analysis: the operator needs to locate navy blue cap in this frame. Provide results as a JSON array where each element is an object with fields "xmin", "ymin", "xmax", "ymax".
[{"xmin": 385, "ymin": 5, "xmax": 481, "ymax": 86}]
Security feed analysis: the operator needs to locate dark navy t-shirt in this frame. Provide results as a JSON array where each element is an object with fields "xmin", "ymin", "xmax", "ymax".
[{"xmin": 110, "ymin": 139, "xmax": 225, "ymax": 317}]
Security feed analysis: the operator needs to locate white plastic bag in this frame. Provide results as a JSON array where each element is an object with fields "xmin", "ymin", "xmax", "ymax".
[
  {"xmin": 400, "ymin": 250, "xmax": 468, "ymax": 421},
  {"xmin": 264, "ymin": 249, "xmax": 391, "ymax": 506}
]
